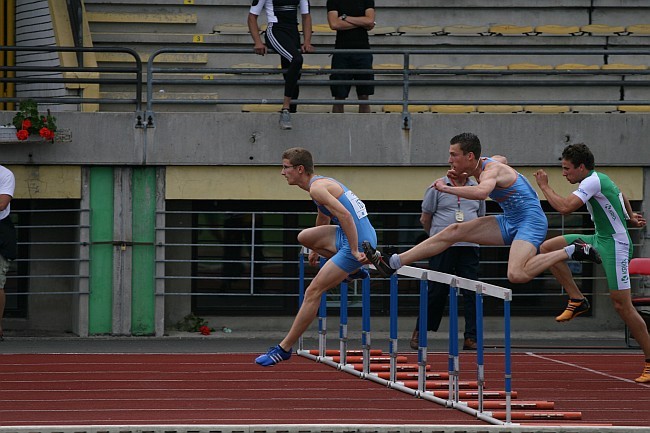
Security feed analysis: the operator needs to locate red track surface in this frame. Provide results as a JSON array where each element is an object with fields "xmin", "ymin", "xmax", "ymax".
[{"xmin": 0, "ymin": 352, "xmax": 648, "ymax": 427}]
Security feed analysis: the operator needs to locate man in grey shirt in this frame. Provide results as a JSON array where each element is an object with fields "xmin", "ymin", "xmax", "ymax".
[{"xmin": 411, "ymin": 174, "xmax": 485, "ymax": 351}]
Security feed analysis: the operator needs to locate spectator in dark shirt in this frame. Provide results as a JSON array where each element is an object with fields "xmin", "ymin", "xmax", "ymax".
[{"xmin": 326, "ymin": 0, "xmax": 375, "ymax": 113}]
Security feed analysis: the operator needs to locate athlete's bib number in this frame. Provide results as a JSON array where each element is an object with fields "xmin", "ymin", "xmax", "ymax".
[{"xmin": 345, "ymin": 190, "xmax": 368, "ymax": 219}]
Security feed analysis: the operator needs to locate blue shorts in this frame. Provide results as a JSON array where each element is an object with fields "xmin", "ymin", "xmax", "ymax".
[
  {"xmin": 330, "ymin": 226, "xmax": 377, "ymax": 273},
  {"xmin": 495, "ymin": 211, "xmax": 548, "ymax": 249}
]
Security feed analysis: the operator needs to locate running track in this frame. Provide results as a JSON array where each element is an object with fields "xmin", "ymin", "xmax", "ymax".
[{"xmin": 0, "ymin": 352, "xmax": 648, "ymax": 427}]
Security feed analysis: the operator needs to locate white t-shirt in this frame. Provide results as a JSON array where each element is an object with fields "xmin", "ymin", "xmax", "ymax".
[{"xmin": 0, "ymin": 165, "xmax": 16, "ymax": 220}]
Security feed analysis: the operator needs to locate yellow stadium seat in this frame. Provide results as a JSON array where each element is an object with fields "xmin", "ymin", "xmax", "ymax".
[
  {"xmin": 464, "ymin": 64, "xmax": 508, "ymax": 71},
  {"xmin": 416, "ymin": 64, "xmax": 462, "ymax": 75},
  {"xmin": 489, "ymin": 24, "xmax": 535, "ymax": 35},
  {"xmin": 618, "ymin": 105, "xmax": 650, "ymax": 112},
  {"xmin": 570, "ymin": 105, "xmax": 617, "ymax": 113},
  {"xmin": 418, "ymin": 64, "xmax": 462, "ymax": 69},
  {"xmin": 369, "ymin": 26, "xmax": 398, "ymax": 35},
  {"xmin": 535, "ymin": 25, "xmax": 582, "ymax": 35},
  {"xmin": 86, "ymin": 12, "xmax": 197, "ymax": 24},
  {"xmin": 581, "ymin": 24, "xmax": 626, "ymax": 35},
  {"xmin": 443, "ymin": 24, "xmax": 490, "ymax": 35},
  {"xmin": 430, "ymin": 105, "xmax": 476, "ymax": 113},
  {"xmin": 508, "ymin": 63, "xmax": 553, "ymax": 70},
  {"xmin": 241, "ymin": 104, "xmax": 282, "ymax": 113},
  {"xmin": 477, "ymin": 105, "xmax": 524, "ymax": 113},
  {"xmin": 96, "ymin": 52, "xmax": 207, "ymax": 64},
  {"xmin": 626, "ymin": 24, "xmax": 650, "ymax": 35},
  {"xmin": 383, "ymin": 105, "xmax": 429, "ymax": 113},
  {"xmin": 231, "ymin": 63, "xmax": 278, "ymax": 73},
  {"xmin": 601, "ymin": 63, "xmax": 648, "ymax": 70},
  {"xmin": 312, "ymin": 24, "xmax": 335, "ymax": 33},
  {"xmin": 524, "ymin": 105, "xmax": 570, "ymax": 113},
  {"xmin": 373, "ymin": 63, "xmax": 409, "ymax": 74},
  {"xmin": 555, "ymin": 63, "xmax": 601, "ymax": 71},
  {"xmin": 299, "ymin": 105, "xmax": 331, "ymax": 113},
  {"xmin": 213, "ymin": 23, "xmax": 249, "ymax": 34},
  {"xmin": 398, "ymin": 25, "xmax": 444, "ymax": 35}
]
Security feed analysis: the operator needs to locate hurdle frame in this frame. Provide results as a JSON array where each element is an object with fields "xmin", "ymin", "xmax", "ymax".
[{"xmin": 296, "ymin": 247, "xmax": 514, "ymax": 426}]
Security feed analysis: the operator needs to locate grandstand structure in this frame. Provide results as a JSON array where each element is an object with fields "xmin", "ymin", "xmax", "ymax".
[{"xmin": 0, "ymin": 0, "xmax": 649, "ymax": 338}]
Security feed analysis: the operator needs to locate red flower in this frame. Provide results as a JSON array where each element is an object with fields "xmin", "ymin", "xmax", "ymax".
[
  {"xmin": 22, "ymin": 119, "xmax": 32, "ymax": 130},
  {"xmin": 40, "ymin": 127, "xmax": 55, "ymax": 140},
  {"xmin": 16, "ymin": 129, "xmax": 30, "ymax": 140},
  {"xmin": 199, "ymin": 325, "xmax": 211, "ymax": 335}
]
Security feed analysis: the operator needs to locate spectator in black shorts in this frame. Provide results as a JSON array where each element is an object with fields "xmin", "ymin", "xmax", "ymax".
[
  {"xmin": 248, "ymin": 0, "xmax": 314, "ymax": 130},
  {"xmin": 327, "ymin": 0, "xmax": 375, "ymax": 113}
]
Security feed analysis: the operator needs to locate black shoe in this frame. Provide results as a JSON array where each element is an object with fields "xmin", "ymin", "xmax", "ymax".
[
  {"xmin": 570, "ymin": 238, "xmax": 602, "ymax": 264},
  {"xmin": 361, "ymin": 241, "xmax": 395, "ymax": 277},
  {"xmin": 463, "ymin": 338, "xmax": 477, "ymax": 350},
  {"xmin": 410, "ymin": 329, "xmax": 419, "ymax": 350}
]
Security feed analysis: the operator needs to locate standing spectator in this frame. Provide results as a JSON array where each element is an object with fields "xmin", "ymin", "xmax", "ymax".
[
  {"xmin": 248, "ymin": 0, "xmax": 314, "ymax": 130},
  {"xmin": 534, "ymin": 143, "xmax": 649, "ymax": 383},
  {"xmin": 411, "ymin": 174, "xmax": 485, "ymax": 351},
  {"xmin": 326, "ymin": 0, "xmax": 375, "ymax": 113},
  {"xmin": 0, "ymin": 164, "xmax": 16, "ymax": 342}
]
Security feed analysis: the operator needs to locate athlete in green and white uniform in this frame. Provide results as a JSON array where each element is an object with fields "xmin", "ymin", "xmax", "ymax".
[
  {"xmin": 566, "ymin": 169, "xmax": 632, "ymax": 291},
  {"xmin": 534, "ymin": 143, "xmax": 650, "ymax": 383}
]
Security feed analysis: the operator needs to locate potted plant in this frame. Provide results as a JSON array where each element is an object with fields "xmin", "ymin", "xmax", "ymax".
[{"xmin": 9, "ymin": 99, "xmax": 57, "ymax": 142}]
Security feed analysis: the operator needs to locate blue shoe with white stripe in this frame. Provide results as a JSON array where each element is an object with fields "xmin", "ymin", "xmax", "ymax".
[{"xmin": 255, "ymin": 344, "xmax": 292, "ymax": 366}]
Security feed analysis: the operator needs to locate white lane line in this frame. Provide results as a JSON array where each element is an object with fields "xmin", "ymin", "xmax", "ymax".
[{"xmin": 526, "ymin": 352, "xmax": 650, "ymax": 387}]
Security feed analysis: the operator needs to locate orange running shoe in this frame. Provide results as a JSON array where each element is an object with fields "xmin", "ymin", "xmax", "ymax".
[
  {"xmin": 635, "ymin": 362, "xmax": 650, "ymax": 383},
  {"xmin": 556, "ymin": 298, "xmax": 590, "ymax": 322}
]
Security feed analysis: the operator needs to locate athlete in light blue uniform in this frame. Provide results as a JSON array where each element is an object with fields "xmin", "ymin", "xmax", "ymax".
[
  {"xmin": 483, "ymin": 156, "xmax": 548, "ymax": 249},
  {"xmin": 310, "ymin": 175, "xmax": 377, "ymax": 273},
  {"xmin": 364, "ymin": 133, "xmax": 601, "ymax": 286},
  {"xmin": 256, "ymin": 147, "xmax": 377, "ymax": 366}
]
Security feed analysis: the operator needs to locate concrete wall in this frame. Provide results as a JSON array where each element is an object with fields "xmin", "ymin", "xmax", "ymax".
[{"xmin": 1, "ymin": 111, "xmax": 649, "ymax": 167}]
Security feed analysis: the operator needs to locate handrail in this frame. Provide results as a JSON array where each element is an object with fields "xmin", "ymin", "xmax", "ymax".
[
  {"xmin": 0, "ymin": 45, "xmax": 143, "ymax": 111},
  {"xmin": 144, "ymin": 45, "xmax": 650, "ymax": 127},
  {"xmin": 1, "ymin": 45, "xmax": 649, "ymax": 126}
]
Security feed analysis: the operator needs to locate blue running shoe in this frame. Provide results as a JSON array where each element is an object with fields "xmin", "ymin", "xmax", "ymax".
[
  {"xmin": 346, "ymin": 267, "xmax": 369, "ymax": 282},
  {"xmin": 255, "ymin": 344, "xmax": 292, "ymax": 366}
]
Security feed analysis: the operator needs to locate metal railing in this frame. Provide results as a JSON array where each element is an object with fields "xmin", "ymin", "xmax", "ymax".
[
  {"xmin": 154, "ymin": 207, "xmax": 645, "ymax": 308},
  {"xmin": 2, "ymin": 45, "xmax": 649, "ymax": 127},
  {"xmin": 143, "ymin": 46, "xmax": 650, "ymax": 127},
  {"xmin": 0, "ymin": 45, "xmax": 142, "ymax": 110}
]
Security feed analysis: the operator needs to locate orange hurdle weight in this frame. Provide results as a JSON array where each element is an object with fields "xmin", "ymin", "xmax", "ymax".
[
  {"xmin": 430, "ymin": 390, "xmax": 518, "ymax": 399},
  {"xmin": 402, "ymin": 380, "xmax": 479, "ymax": 390},
  {"xmin": 466, "ymin": 400, "xmax": 554, "ymax": 410},
  {"xmin": 493, "ymin": 411, "xmax": 582, "ymax": 421},
  {"xmin": 376, "ymin": 371, "xmax": 449, "ymax": 380}
]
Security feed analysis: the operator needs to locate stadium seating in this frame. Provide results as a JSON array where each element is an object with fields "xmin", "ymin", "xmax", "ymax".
[{"xmin": 81, "ymin": 0, "xmax": 650, "ymax": 113}]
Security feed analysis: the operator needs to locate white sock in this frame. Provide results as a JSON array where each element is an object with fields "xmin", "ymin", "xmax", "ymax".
[
  {"xmin": 564, "ymin": 244, "xmax": 575, "ymax": 258},
  {"xmin": 389, "ymin": 254, "xmax": 402, "ymax": 269}
]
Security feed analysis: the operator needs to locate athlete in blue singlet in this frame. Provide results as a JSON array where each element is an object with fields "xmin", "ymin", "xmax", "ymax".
[
  {"xmin": 363, "ymin": 132, "xmax": 601, "ymax": 286},
  {"xmin": 256, "ymin": 147, "xmax": 377, "ymax": 366},
  {"xmin": 482, "ymin": 157, "xmax": 548, "ymax": 249}
]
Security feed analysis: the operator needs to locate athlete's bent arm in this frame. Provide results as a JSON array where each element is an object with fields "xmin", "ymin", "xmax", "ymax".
[{"xmin": 533, "ymin": 169, "xmax": 583, "ymax": 214}]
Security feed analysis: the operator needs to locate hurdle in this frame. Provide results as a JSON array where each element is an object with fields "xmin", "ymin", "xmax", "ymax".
[{"xmin": 296, "ymin": 248, "xmax": 515, "ymax": 425}]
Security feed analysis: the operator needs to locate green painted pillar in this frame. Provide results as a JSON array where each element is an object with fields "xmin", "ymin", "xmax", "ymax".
[
  {"xmin": 89, "ymin": 167, "xmax": 114, "ymax": 334},
  {"xmin": 131, "ymin": 167, "xmax": 156, "ymax": 335}
]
